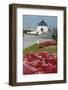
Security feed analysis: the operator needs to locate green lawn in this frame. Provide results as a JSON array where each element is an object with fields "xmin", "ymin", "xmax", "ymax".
[{"xmin": 23, "ymin": 44, "xmax": 57, "ymax": 54}]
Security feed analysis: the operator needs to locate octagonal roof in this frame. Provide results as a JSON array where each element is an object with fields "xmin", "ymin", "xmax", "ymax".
[{"xmin": 38, "ymin": 20, "xmax": 48, "ymax": 26}]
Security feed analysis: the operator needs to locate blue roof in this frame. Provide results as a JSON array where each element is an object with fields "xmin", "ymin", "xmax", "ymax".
[{"xmin": 38, "ymin": 20, "xmax": 47, "ymax": 26}]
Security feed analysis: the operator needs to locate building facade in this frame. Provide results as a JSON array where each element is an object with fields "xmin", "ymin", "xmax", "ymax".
[
  {"xmin": 36, "ymin": 20, "xmax": 48, "ymax": 35},
  {"xmin": 27, "ymin": 20, "xmax": 48, "ymax": 35}
]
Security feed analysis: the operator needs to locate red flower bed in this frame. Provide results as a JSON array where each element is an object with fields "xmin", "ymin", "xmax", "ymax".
[
  {"xmin": 39, "ymin": 40, "xmax": 57, "ymax": 46},
  {"xmin": 23, "ymin": 51, "xmax": 57, "ymax": 75}
]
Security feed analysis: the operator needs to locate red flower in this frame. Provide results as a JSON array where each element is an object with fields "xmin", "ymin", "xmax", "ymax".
[
  {"xmin": 39, "ymin": 40, "xmax": 57, "ymax": 46},
  {"xmin": 23, "ymin": 51, "xmax": 57, "ymax": 75}
]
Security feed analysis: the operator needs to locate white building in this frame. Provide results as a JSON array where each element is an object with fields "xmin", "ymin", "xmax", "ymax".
[
  {"xmin": 36, "ymin": 20, "xmax": 48, "ymax": 35},
  {"xmin": 27, "ymin": 20, "xmax": 48, "ymax": 35}
]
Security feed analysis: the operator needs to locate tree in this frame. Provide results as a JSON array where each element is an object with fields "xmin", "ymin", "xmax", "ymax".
[{"xmin": 52, "ymin": 27, "xmax": 57, "ymax": 41}]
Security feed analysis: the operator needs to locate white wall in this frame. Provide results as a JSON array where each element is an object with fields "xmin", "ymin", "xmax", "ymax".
[
  {"xmin": 37, "ymin": 26, "xmax": 48, "ymax": 33},
  {"xmin": 0, "ymin": 0, "xmax": 68, "ymax": 90}
]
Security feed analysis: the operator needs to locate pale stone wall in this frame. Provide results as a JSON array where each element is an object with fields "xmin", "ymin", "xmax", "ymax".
[{"xmin": 36, "ymin": 26, "xmax": 48, "ymax": 33}]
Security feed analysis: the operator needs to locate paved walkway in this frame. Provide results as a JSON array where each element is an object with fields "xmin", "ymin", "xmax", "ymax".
[{"xmin": 23, "ymin": 33, "xmax": 52, "ymax": 49}]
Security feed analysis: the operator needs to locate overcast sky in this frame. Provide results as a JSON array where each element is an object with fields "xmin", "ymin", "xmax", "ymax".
[{"xmin": 23, "ymin": 15, "xmax": 57, "ymax": 30}]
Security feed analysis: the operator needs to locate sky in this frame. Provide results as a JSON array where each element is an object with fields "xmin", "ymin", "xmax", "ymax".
[{"xmin": 23, "ymin": 15, "xmax": 57, "ymax": 30}]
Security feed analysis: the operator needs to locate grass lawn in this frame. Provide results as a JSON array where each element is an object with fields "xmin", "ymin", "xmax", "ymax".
[{"xmin": 23, "ymin": 44, "xmax": 57, "ymax": 54}]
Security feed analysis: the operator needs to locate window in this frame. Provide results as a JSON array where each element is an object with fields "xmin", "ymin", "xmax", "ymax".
[{"xmin": 41, "ymin": 28, "xmax": 43, "ymax": 32}]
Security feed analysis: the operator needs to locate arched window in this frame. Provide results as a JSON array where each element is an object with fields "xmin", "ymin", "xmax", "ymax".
[{"xmin": 41, "ymin": 28, "xmax": 43, "ymax": 32}]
